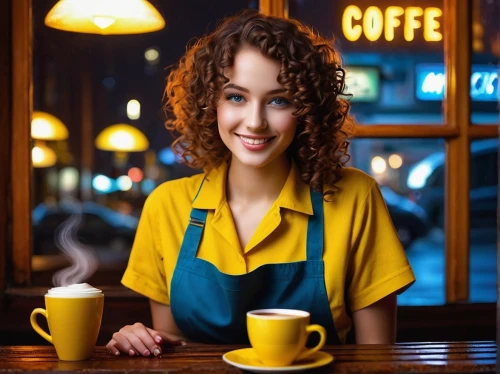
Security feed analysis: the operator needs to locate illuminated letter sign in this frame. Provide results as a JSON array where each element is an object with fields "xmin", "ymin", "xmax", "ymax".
[
  {"xmin": 384, "ymin": 6, "xmax": 404, "ymax": 41},
  {"xmin": 342, "ymin": 5, "xmax": 442, "ymax": 42},
  {"xmin": 343, "ymin": 5, "xmax": 363, "ymax": 41},
  {"xmin": 416, "ymin": 64, "xmax": 499, "ymax": 101},
  {"xmin": 424, "ymin": 7, "xmax": 443, "ymax": 41},
  {"xmin": 404, "ymin": 7, "xmax": 423, "ymax": 41},
  {"xmin": 363, "ymin": 7, "xmax": 383, "ymax": 41}
]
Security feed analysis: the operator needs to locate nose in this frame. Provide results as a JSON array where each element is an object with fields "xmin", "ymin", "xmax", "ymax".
[{"xmin": 245, "ymin": 103, "xmax": 268, "ymax": 132}]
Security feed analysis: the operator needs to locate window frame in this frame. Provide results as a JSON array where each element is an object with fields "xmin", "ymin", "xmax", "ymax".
[{"xmin": 3, "ymin": 0, "xmax": 498, "ymax": 306}]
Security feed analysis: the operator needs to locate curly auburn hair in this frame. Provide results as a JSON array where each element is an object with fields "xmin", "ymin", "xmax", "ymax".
[{"xmin": 164, "ymin": 10, "xmax": 355, "ymax": 199}]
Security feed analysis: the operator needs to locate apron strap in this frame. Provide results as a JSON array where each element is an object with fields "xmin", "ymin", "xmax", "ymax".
[
  {"xmin": 179, "ymin": 207, "xmax": 208, "ymax": 258},
  {"xmin": 178, "ymin": 178, "xmax": 208, "ymax": 258},
  {"xmin": 307, "ymin": 190, "xmax": 324, "ymax": 261}
]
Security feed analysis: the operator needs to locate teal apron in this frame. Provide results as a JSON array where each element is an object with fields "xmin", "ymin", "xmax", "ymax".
[{"xmin": 170, "ymin": 185, "xmax": 340, "ymax": 344}]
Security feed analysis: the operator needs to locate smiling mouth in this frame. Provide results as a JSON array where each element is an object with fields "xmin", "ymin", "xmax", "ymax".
[{"xmin": 237, "ymin": 135, "xmax": 275, "ymax": 145}]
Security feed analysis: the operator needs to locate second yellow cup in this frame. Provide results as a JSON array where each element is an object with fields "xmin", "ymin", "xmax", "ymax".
[{"xmin": 247, "ymin": 309, "xmax": 326, "ymax": 367}]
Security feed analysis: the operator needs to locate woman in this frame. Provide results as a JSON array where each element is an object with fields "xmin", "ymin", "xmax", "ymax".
[{"xmin": 106, "ymin": 10, "xmax": 415, "ymax": 357}]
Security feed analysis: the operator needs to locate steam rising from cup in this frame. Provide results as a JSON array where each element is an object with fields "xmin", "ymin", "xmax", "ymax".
[{"xmin": 52, "ymin": 211, "xmax": 99, "ymax": 287}]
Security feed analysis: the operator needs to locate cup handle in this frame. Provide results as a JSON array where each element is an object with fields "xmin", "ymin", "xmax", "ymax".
[
  {"xmin": 296, "ymin": 324, "xmax": 326, "ymax": 361},
  {"xmin": 30, "ymin": 308, "xmax": 53, "ymax": 344}
]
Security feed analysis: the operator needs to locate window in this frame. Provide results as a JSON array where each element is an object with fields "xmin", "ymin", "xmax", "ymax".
[
  {"xmin": 288, "ymin": 0, "xmax": 498, "ymax": 305},
  {"xmin": 471, "ymin": 0, "xmax": 499, "ymax": 124},
  {"xmin": 29, "ymin": 0, "xmax": 258, "ymax": 287},
  {"xmin": 469, "ymin": 139, "xmax": 497, "ymax": 302},
  {"xmin": 348, "ymin": 139, "xmax": 446, "ymax": 304}
]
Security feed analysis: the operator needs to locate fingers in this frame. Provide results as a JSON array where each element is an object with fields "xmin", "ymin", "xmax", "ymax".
[
  {"xmin": 130, "ymin": 323, "xmax": 162, "ymax": 356},
  {"xmin": 111, "ymin": 330, "xmax": 142, "ymax": 356},
  {"xmin": 146, "ymin": 327, "xmax": 187, "ymax": 347},
  {"xmin": 107, "ymin": 323, "xmax": 165, "ymax": 357},
  {"xmin": 106, "ymin": 339, "xmax": 121, "ymax": 356},
  {"xmin": 146, "ymin": 327, "xmax": 164, "ymax": 345}
]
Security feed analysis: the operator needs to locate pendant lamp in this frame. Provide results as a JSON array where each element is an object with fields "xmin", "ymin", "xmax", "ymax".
[
  {"xmin": 32, "ymin": 141, "xmax": 57, "ymax": 168},
  {"xmin": 31, "ymin": 111, "xmax": 69, "ymax": 141},
  {"xmin": 44, "ymin": 0, "xmax": 165, "ymax": 35},
  {"xmin": 95, "ymin": 124, "xmax": 149, "ymax": 152},
  {"xmin": 96, "ymin": 123, "xmax": 149, "ymax": 168}
]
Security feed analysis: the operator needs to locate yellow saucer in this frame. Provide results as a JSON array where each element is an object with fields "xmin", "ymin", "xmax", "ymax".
[{"xmin": 223, "ymin": 348, "xmax": 334, "ymax": 373}]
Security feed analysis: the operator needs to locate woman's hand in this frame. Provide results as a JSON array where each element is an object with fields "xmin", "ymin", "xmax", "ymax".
[{"xmin": 106, "ymin": 322, "xmax": 185, "ymax": 357}]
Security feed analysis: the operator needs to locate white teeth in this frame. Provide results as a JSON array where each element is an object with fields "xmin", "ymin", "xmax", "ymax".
[{"xmin": 239, "ymin": 135, "xmax": 270, "ymax": 145}]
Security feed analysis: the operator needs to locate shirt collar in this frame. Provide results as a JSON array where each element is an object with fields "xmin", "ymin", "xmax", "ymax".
[
  {"xmin": 275, "ymin": 162, "xmax": 313, "ymax": 215},
  {"xmin": 192, "ymin": 161, "xmax": 313, "ymax": 215},
  {"xmin": 192, "ymin": 162, "xmax": 228, "ymax": 210}
]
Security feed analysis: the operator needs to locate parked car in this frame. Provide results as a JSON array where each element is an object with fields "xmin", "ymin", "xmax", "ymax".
[
  {"xmin": 381, "ymin": 186, "xmax": 432, "ymax": 249},
  {"xmin": 32, "ymin": 201, "xmax": 139, "ymax": 255},
  {"xmin": 406, "ymin": 138, "xmax": 498, "ymax": 242}
]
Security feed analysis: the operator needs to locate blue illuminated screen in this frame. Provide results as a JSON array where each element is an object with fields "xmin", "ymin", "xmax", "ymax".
[{"xmin": 416, "ymin": 64, "xmax": 498, "ymax": 101}]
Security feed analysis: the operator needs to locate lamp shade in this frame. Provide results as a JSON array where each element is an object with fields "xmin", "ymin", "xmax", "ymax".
[
  {"xmin": 44, "ymin": 0, "xmax": 165, "ymax": 35},
  {"xmin": 95, "ymin": 124, "xmax": 149, "ymax": 152},
  {"xmin": 31, "ymin": 111, "xmax": 69, "ymax": 140},
  {"xmin": 32, "ymin": 143, "xmax": 57, "ymax": 168}
]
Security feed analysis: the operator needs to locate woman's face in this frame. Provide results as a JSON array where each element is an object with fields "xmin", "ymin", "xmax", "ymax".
[{"xmin": 217, "ymin": 46, "xmax": 297, "ymax": 170}]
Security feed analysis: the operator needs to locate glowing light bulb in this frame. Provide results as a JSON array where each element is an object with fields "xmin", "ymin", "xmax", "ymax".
[
  {"xmin": 144, "ymin": 48, "xmax": 160, "ymax": 62},
  {"xmin": 388, "ymin": 154, "xmax": 403, "ymax": 169},
  {"xmin": 32, "ymin": 144, "xmax": 57, "ymax": 168},
  {"xmin": 117, "ymin": 175, "xmax": 133, "ymax": 191},
  {"xmin": 109, "ymin": 130, "xmax": 135, "ymax": 150},
  {"xmin": 371, "ymin": 156, "xmax": 387, "ymax": 174},
  {"xmin": 92, "ymin": 16, "xmax": 116, "ymax": 29},
  {"xmin": 92, "ymin": 175, "xmax": 113, "ymax": 192},
  {"xmin": 32, "ymin": 147, "xmax": 44, "ymax": 164},
  {"xmin": 127, "ymin": 167, "xmax": 144, "ymax": 182},
  {"xmin": 127, "ymin": 99, "xmax": 141, "ymax": 120}
]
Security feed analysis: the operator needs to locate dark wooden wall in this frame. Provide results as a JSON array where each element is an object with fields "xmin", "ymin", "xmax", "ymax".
[
  {"xmin": 0, "ymin": 293, "xmax": 495, "ymax": 346},
  {"xmin": 0, "ymin": 0, "xmax": 12, "ymax": 300}
]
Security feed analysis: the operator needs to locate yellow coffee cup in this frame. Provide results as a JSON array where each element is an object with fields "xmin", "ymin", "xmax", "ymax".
[
  {"xmin": 247, "ymin": 309, "xmax": 326, "ymax": 367},
  {"xmin": 30, "ymin": 285, "xmax": 104, "ymax": 361}
]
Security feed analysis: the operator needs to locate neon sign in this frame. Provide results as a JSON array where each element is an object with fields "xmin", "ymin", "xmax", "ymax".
[
  {"xmin": 342, "ymin": 5, "xmax": 442, "ymax": 42},
  {"xmin": 344, "ymin": 67, "xmax": 380, "ymax": 102},
  {"xmin": 416, "ymin": 64, "xmax": 499, "ymax": 101}
]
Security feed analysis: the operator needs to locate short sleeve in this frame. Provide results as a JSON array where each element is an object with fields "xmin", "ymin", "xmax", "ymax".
[
  {"xmin": 121, "ymin": 196, "xmax": 170, "ymax": 305},
  {"xmin": 347, "ymin": 181, "xmax": 416, "ymax": 311}
]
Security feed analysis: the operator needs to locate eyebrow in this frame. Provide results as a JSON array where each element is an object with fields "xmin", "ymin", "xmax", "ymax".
[{"xmin": 223, "ymin": 83, "xmax": 287, "ymax": 95}]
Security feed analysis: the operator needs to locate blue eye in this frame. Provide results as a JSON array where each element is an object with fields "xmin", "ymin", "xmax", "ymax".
[
  {"xmin": 227, "ymin": 94, "xmax": 244, "ymax": 103},
  {"xmin": 269, "ymin": 97, "xmax": 289, "ymax": 106}
]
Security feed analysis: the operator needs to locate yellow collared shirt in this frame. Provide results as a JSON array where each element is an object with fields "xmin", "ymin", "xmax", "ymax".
[{"xmin": 122, "ymin": 162, "xmax": 415, "ymax": 343}]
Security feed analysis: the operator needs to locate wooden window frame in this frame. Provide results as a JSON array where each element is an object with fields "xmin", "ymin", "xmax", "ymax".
[
  {"xmin": 1, "ymin": 0, "xmax": 497, "ymax": 305},
  {"xmin": 267, "ymin": 0, "xmax": 498, "ymax": 303}
]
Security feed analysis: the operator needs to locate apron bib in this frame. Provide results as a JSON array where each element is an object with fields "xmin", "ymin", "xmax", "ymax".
[{"xmin": 170, "ymin": 186, "xmax": 340, "ymax": 344}]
